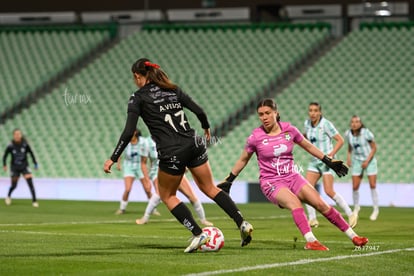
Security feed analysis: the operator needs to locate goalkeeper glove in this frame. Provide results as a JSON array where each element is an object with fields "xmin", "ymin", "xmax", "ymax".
[
  {"xmin": 217, "ymin": 172, "xmax": 237, "ymax": 193},
  {"xmin": 321, "ymin": 155, "xmax": 348, "ymax": 177}
]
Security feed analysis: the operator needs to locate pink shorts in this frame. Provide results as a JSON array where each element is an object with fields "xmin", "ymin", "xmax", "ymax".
[{"xmin": 260, "ymin": 173, "xmax": 308, "ymax": 207}]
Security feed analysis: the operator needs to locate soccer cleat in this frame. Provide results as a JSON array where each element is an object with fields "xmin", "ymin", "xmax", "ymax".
[
  {"xmin": 151, "ymin": 209, "xmax": 161, "ymax": 216},
  {"xmin": 115, "ymin": 209, "xmax": 125, "ymax": 215},
  {"xmin": 348, "ymin": 212, "xmax": 358, "ymax": 228},
  {"xmin": 304, "ymin": 240, "xmax": 329, "ymax": 251},
  {"xmin": 240, "ymin": 221, "xmax": 253, "ymax": 247},
  {"xmin": 370, "ymin": 209, "xmax": 379, "ymax": 221},
  {"xmin": 136, "ymin": 217, "xmax": 149, "ymax": 225},
  {"xmin": 5, "ymin": 197, "xmax": 11, "ymax": 206},
  {"xmin": 184, "ymin": 232, "xmax": 210, "ymax": 253},
  {"xmin": 309, "ymin": 219, "xmax": 319, "ymax": 228},
  {"xmin": 352, "ymin": 236, "xmax": 369, "ymax": 247},
  {"xmin": 32, "ymin": 202, "xmax": 39, "ymax": 208},
  {"xmin": 201, "ymin": 220, "xmax": 214, "ymax": 226}
]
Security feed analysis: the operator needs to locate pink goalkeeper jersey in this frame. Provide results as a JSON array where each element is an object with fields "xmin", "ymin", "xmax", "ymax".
[{"xmin": 245, "ymin": 122, "xmax": 304, "ymax": 182}]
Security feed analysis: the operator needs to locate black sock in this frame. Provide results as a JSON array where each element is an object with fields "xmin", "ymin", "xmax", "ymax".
[
  {"xmin": 170, "ymin": 202, "xmax": 202, "ymax": 236},
  {"xmin": 8, "ymin": 179, "xmax": 18, "ymax": 197},
  {"xmin": 26, "ymin": 178, "xmax": 37, "ymax": 202},
  {"xmin": 214, "ymin": 191, "xmax": 244, "ymax": 228}
]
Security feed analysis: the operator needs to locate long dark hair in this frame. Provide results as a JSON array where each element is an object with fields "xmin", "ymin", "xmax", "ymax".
[
  {"xmin": 131, "ymin": 58, "xmax": 177, "ymax": 90},
  {"xmin": 350, "ymin": 115, "xmax": 365, "ymax": 135},
  {"xmin": 256, "ymin": 98, "xmax": 281, "ymax": 121}
]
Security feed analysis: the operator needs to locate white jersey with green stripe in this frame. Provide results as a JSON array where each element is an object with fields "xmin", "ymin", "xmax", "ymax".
[
  {"xmin": 140, "ymin": 137, "xmax": 158, "ymax": 161},
  {"xmin": 148, "ymin": 138, "xmax": 158, "ymax": 162},
  {"xmin": 345, "ymin": 128, "xmax": 375, "ymax": 161},
  {"xmin": 123, "ymin": 139, "xmax": 146, "ymax": 170},
  {"xmin": 304, "ymin": 117, "xmax": 339, "ymax": 162},
  {"xmin": 140, "ymin": 136, "xmax": 159, "ymax": 179}
]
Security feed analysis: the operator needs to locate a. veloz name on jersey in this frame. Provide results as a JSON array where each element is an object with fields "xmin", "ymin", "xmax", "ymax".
[{"xmin": 159, "ymin": 102, "xmax": 182, "ymax": 112}]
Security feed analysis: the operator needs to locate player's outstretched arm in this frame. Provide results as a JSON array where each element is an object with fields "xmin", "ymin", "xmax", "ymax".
[
  {"xmin": 298, "ymin": 138, "xmax": 348, "ymax": 177},
  {"xmin": 217, "ymin": 150, "xmax": 253, "ymax": 193},
  {"xmin": 104, "ymin": 112, "xmax": 139, "ymax": 174}
]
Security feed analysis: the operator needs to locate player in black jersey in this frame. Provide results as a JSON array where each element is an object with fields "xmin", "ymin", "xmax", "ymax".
[
  {"xmin": 3, "ymin": 129, "xmax": 39, "ymax": 207},
  {"xmin": 104, "ymin": 58, "xmax": 253, "ymax": 253}
]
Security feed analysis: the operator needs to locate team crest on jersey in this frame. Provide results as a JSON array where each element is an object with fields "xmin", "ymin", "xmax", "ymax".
[{"xmin": 284, "ymin": 133, "xmax": 291, "ymax": 141}]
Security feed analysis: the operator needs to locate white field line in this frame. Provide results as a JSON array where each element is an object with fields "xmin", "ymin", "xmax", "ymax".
[{"xmin": 183, "ymin": 247, "xmax": 414, "ymax": 276}]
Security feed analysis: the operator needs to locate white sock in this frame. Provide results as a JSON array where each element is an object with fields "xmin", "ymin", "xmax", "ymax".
[
  {"xmin": 144, "ymin": 193, "xmax": 161, "ymax": 218},
  {"xmin": 371, "ymin": 188, "xmax": 379, "ymax": 210},
  {"xmin": 120, "ymin": 200, "xmax": 128, "ymax": 211},
  {"xmin": 345, "ymin": 227, "xmax": 357, "ymax": 240},
  {"xmin": 304, "ymin": 232, "xmax": 317, "ymax": 242},
  {"xmin": 353, "ymin": 190, "xmax": 360, "ymax": 209},
  {"xmin": 333, "ymin": 193, "xmax": 353, "ymax": 216},
  {"xmin": 192, "ymin": 200, "xmax": 206, "ymax": 221},
  {"xmin": 305, "ymin": 204, "xmax": 317, "ymax": 221}
]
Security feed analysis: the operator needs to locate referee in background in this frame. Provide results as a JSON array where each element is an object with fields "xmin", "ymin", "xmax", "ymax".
[{"xmin": 3, "ymin": 128, "xmax": 39, "ymax": 207}]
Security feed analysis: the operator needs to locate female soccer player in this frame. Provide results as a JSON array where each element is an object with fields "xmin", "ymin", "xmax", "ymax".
[
  {"xmin": 3, "ymin": 128, "xmax": 39, "ymax": 207},
  {"xmin": 115, "ymin": 129, "xmax": 158, "ymax": 215},
  {"xmin": 304, "ymin": 102, "xmax": 357, "ymax": 228},
  {"xmin": 345, "ymin": 115, "xmax": 379, "ymax": 221},
  {"xmin": 218, "ymin": 98, "xmax": 368, "ymax": 251},
  {"xmin": 103, "ymin": 58, "xmax": 252, "ymax": 253},
  {"xmin": 136, "ymin": 137, "xmax": 213, "ymax": 226}
]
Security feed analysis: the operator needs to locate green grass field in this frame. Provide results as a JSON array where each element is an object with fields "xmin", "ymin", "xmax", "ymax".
[{"xmin": 1, "ymin": 200, "xmax": 413, "ymax": 275}]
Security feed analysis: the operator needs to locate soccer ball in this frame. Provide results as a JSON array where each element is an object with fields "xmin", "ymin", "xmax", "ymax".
[{"xmin": 199, "ymin": 226, "xmax": 225, "ymax": 252}]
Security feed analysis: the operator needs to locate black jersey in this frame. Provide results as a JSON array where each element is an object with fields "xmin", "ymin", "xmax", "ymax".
[
  {"xmin": 110, "ymin": 83, "xmax": 210, "ymax": 162},
  {"xmin": 3, "ymin": 141, "xmax": 37, "ymax": 170}
]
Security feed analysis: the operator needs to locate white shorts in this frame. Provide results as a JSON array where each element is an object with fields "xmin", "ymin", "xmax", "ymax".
[{"xmin": 351, "ymin": 158, "xmax": 378, "ymax": 176}]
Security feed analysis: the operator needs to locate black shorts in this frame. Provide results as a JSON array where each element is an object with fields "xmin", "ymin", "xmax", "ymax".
[
  {"xmin": 11, "ymin": 167, "xmax": 32, "ymax": 177},
  {"xmin": 158, "ymin": 141, "xmax": 208, "ymax": 175}
]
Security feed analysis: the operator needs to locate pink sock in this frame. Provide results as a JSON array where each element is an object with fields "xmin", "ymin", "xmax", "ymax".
[
  {"xmin": 292, "ymin": 208, "xmax": 311, "ymax": 236},
  {"xmin": 323, "ymin": 207, "xmax": 349, "ymax": 232}
]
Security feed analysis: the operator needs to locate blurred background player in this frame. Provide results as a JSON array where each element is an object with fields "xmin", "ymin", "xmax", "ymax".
[
  {"xmin": 3, "ymin": 128, "xmax": 39, "ymax": 207},
  {"xmin": 136, "ymin": 137, "xmax": 213, "ymax": 226},
  {"xmin": 115, "ymin": 129, "xmax": 159, "ymax": 215},
  {"xmin": 345, "ymin": 115, "xmax": 379, "ymax": 221},
  {"xmin": 217, "ymin": 98, "xmax": 368, "ymax": 250},
  {"xmin": 304, "ymin": 102, "xmax": 357, "ymax": 228}
]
